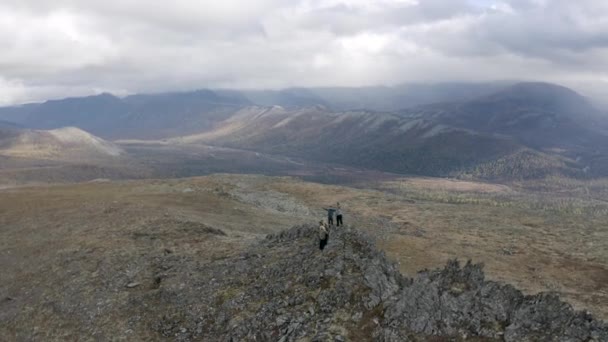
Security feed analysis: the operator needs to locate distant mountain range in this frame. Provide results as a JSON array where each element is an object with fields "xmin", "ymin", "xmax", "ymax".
[
  {"xmin": 1, "ymin": 81, "xmax": 607, "ymax": 180},
  {"xmin": 401, "ymin": 82, "xmax": 608, "ymax": 148},
  {"xmin": 236, "ymin": 81, "xmax": 513, "ymax": 111},
  {"xmin": 186, "ymin": 83, "xmax": 608, "ymax": 179},
  {"xmin": 0, "ymin": 90, "xmax": 250, "ymax": 139},
  {"xmin": 0, "ymin": 82, "xmax": 513, "ymax": 139}
]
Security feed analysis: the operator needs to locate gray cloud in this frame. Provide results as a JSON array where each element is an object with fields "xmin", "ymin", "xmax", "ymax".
[{"xmin": 1, "ymin": 0, "xmax": 608, "ymax": 105}]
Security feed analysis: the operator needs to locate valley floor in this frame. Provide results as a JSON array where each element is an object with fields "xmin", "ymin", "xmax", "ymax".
[{"xmin": 1, "ymin": 174, "xmax": 607, "ymax": 338}]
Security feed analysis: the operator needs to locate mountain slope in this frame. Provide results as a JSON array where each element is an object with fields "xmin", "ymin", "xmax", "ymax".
[
  {"xmin": 117, "ymin": 90, "xmax": 251, "ymax": 139},
  {"xmin": 6, "ymin": 93, "xmax": 127, "ymax": 134},
  {"xmin": 400, "ymin": 82, "xmax": 608, "ymax": 176},
  {"xmin": 402, "ymin": 82, "xmax": 608, "ymax": 151},
  {"xmin": 0, "ymin": 82, "xmax": 516, "ymax": 138},
  {"xmin": 239, "ymin": 82, "xmax": 513, "ymax": 111},
  {"xmin": 237, "ymin": 88, "xmax": 330, "ymax": 108},
  {"xmin": 0, "ymin": 119, "xmax": 20, "ymax": 130},
  {"xmin": 179, "ymin": 106, "xmax": 549, "ymax": 178},
  {"xmin": 209, "ymin": 225, "xmax": 606, "ymax": 341},
  {"xmin": 458, "ymin": 148, "xmax": 582, "ymax": 180},
  {"xmin": 0, "ymin": 127, "xmax": 123, "ymax": 160},
  {"xmin": 3, "ymin": 218, "xmax": 606, "ymax": 340},
  {"xmin": 0, "ymin": 90, "xmax": 250, "ymax": 139},
  {"xmin": 45, "ymin": 223, "xmax": 608, "ymax": 340}
]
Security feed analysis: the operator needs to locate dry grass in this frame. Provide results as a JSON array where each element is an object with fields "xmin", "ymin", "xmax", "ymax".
[
  {"xmin": 1, "ymin": 173, "xmax": 607, "ymax": 331},
  {"xmin": 386, "ymin": 177, "xmax": 512, "ymax": 193},
  {"xmin": 266, "ymin": 176, "xmax": 608, "ymax": 319}
]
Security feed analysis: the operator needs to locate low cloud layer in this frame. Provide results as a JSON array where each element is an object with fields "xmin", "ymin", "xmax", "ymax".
[{"xmin": 1, "ymin": 0, "xmax": 608, "ymax": 105}]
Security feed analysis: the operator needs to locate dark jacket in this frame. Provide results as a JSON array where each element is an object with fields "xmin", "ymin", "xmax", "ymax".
[{"xmin": 324, "ymin": 208, "xmax": 336, "ymax": 217}]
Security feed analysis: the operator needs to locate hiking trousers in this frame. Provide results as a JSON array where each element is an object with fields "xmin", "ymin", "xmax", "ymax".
[
  {"xmin": 336, "ymin": 215, "xmax": 343, "ymax": 226},
  {"xmin": 320, "ymin": 237, "xmax": 328, "ymax": 250}
]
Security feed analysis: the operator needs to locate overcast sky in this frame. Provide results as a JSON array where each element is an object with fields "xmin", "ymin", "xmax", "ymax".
[{"xmin": 1, "ymin": 0, "xmax": 608, "ymax": 105}]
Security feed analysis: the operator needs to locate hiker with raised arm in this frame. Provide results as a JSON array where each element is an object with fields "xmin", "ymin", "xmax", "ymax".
[
  {"xmin": 318, "ymin": 220, "xmax": 329, "ymax": 250},
  {"xmin": 323, "ymin": 206, "xmax": 336, "ymax": 226},
  {"xmin": 336, "ymin": 202, "xmax": 343, "ymax": 227}
]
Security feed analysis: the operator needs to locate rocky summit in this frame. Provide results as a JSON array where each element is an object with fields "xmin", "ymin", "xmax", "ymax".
[{"xmin": 122, "ymin": 224, "xmax": 606, "ymax": 341}]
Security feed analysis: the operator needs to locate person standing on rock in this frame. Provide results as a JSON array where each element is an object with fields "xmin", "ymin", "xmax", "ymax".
[
  {"xmin": 323, "ymin": 207, "xmax": 336, "ymax": 225},
  {"xmin": 319, "ymin": 220, "xmax": 329, "ymax": 250},
  {"xmin": 336, "ymin": 202, "xmax": 343, "ymax": 227}
]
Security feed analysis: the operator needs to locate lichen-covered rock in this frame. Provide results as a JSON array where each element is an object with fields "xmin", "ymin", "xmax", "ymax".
[
  {"xmin": 134, "ymin": 224, "xmax": 607, "ymax": 341},
  {"xmin": 382, "ymin": 259, "xmax": 608, "ymax": 341}
]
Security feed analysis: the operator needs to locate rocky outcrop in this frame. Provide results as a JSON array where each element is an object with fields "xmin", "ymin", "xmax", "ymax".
[
  {"xmin": 141, "ymin": 224, "xmax": 607, "ymax": 341},
  {"xmin": 383, "ymin": 260, "xmax": 607, "ymax": 341}
]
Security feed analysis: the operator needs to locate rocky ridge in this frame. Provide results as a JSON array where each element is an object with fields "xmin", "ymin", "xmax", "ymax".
[{"xmin": 139, "ymin": 224, "xmax": 607, "ymax": 341}]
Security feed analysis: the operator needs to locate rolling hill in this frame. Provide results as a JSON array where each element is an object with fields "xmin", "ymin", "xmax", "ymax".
[{"xmin": 0, "ymin": 126, "xmax": 123, "ymax": 160}]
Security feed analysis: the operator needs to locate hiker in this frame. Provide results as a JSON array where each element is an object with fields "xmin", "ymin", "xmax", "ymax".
[
  {"xmin": 319, "ymin": 220, "xmax": 329, "ymax": 250},
  {"xmin": 323, "ymin": 207, "xmax": 336, "ymax": 225},
  {"xmin": 336, "ymin": 202, "xmax": 343, "ymax": 227}
]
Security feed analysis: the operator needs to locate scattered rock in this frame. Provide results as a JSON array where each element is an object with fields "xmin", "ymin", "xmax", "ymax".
[
  {"xmin": 22, "ymin": 223, "xmax": 605, "ymax": 341},
  {"xmin": 133, "ymin": 219, "xmax": 227, "ymax": 241},
  {"xmin": 148, "ymin": 224, "xmax": 604, "ymax": 341},
  {"xmin": 412, "ymin": 227, "xmax": 426, "ymax": 237},
  {"xmin": 229, "ymin": 186, "xmax": 311, "ymax": 216},
  {"xmin": 501, "ymin": 247, "xmax": 516, "ymax": 256},
  {"xmin": 276, "ymin": 315, "xmax": 290, "ymax": 326}
]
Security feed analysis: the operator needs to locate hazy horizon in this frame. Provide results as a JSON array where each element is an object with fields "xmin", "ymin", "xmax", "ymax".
[
  {"xmin": 1, "ymin": 0, "xmax": 608, "ymax": 105},
  {"xmin": 2, "ymin": 80, "xmax": 608, "ymax": 110}
]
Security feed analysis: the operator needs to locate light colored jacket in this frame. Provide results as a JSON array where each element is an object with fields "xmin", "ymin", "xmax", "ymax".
[
  {"xmin": 319, "ymin": 224, "xmax": 328, "ymax": 239},
  {"xmin": 336, "ymin": 207, "xmax": 342, "ymax": 216}
]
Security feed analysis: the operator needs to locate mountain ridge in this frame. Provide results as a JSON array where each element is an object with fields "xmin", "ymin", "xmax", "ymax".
[
  {"xmin": 0, "ymin": 90, "xmax": 250, "ymax": 139},
  {"xmin": 176, "ymin": 105, "xmax": 584, "ymax": 180},
  {"xmin": 131, "ymin": 224, "xmax": 608, "ymax": 341},
  {"xmin": 0, "ymin": 81, "xmax": 536, "ymax": 139}
]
